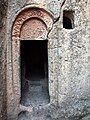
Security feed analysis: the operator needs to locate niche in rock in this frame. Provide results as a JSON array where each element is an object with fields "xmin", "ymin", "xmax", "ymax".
[{"xmin": 20, "ymin": 40, "xmax": 50, "ymax": 106}]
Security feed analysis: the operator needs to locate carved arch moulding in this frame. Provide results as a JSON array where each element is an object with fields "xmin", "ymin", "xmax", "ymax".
[
  {"xmin": 12, "ymin": 7, "xmax": 53, "ymax": 40},
  {"xmin": 8, "ymin": 7, "xmax": 53, "ymax": 117}
]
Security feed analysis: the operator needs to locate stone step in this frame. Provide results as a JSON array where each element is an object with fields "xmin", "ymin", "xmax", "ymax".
[{"xmin": 29, "ymin": 84, "xmax": 42, "ymax": 91}]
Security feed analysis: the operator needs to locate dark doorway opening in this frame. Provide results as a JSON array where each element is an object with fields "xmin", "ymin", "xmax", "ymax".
[{"xmin": 20, "ymin": 40, "xmax": 50, "ymax": 106}]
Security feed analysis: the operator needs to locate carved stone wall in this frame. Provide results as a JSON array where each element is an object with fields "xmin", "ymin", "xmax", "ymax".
[
  {"xmin": 0, "ymin": 0, "xmax": 90, "ymax": 120},
  {"xmin": 7, "ymin": 7, "xmax": 53, "ymax": 120},
  {"xmin": 0, "ymin": 0, "xmax": 7, "ymax": 120}
]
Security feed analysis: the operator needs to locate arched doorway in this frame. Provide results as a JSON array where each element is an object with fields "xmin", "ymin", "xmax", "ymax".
[{"xmin": 12, "ymin": 7, "xmax": 53, "ymax": 109}]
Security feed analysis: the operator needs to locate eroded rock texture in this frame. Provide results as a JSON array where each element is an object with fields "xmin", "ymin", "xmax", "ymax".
[
  {"xmin": 0, "ymin": 0, "xmax": 90, "ymax": 120},
  {"xmin": 0, "ymin": 0, "xmax": 8, "ymax": 120}
]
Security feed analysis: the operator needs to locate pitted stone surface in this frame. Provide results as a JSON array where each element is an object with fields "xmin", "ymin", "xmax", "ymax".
[
  {"xmin": 0, "ymin": 0, "xmax": 7, "ymax": 120},
  {"xmin": 81, "ymin": 115, "xmax": 90, "ymax": 120},
  {"xmin": 12, "ymin": 8, "xmax": 53, "ymax": 39},
  {"xmin": 0, "ymin": 0, "xmax": 90, "ymax": 120},
  {"xmin": 20, "ymin": 18, "xmax": 47, "ymax": 40}
]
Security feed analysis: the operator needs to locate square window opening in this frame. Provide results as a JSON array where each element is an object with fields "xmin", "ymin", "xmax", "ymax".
[{"xmin": 63, "ymin": 10, "xmax": 74, "ymax": 29}]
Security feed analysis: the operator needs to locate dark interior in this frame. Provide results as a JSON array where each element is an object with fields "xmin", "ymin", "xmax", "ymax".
[
  {"xmin": 20, "ymin": 40, "xmax": 50, "ymax": 106},
  {"xmin": 63, "ymin": 16, "xmax": 72, "ymax": 29}
]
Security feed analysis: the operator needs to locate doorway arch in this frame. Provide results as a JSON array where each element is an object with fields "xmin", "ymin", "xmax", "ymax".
[{"xmin": 11, "ymin": 7, "xmax": 53, "ymax": 118}]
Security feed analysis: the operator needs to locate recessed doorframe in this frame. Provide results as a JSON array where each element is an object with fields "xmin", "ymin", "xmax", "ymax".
[
  {"xmin": 7, "ymin": 7, "xmax": 53, "ymax": 119},
  {"xmin": 20, "ymin": 40, "xmax": 50, "ymax": 106}
]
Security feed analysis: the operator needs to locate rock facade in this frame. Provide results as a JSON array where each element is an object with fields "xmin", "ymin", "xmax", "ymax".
[{"xmin": 0, "ymin": 0, "xmax": 90, "ymax": 120}]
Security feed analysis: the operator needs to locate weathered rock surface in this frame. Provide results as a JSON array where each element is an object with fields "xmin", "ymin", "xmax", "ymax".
[
  {"xmin": 81, "ymin": 115, "xmax": 90, "ymax": 120},
  {"xmin": 0, "ymin": 0, "xmax": 8, "ymax": 120},
  {"xmin": 0, "ymin": 0, "xmax": 90, "ymax": 120}
]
